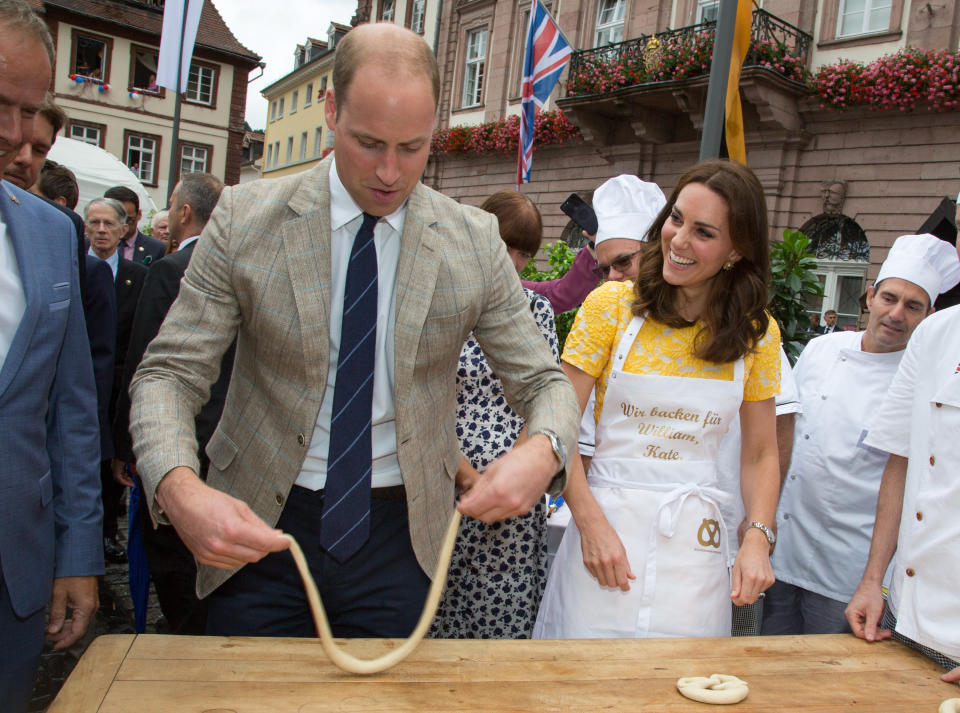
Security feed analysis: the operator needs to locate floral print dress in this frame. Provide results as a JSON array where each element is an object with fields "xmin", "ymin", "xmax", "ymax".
[{"xmin": 429, "ymin": 288, "xmax": 559, "ymax": 639}]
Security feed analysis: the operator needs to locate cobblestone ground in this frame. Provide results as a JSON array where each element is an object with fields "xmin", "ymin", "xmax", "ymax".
[{"xmin": 29, "ymin": 521, "xmax": 163, "ymax": 712}]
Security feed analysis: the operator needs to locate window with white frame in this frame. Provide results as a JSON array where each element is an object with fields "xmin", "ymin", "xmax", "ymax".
[
  {"xmin": 381, "ymin": 0, "xmax": 395, "ymax": 21},
  {"xmin": 696, "ymin": 0, "xmax": 719, "ymax": 23},
  {"xmin": 837, "ymin": 0, "xmax": 892, "ymax": 37},
  {"xmin": 299, "ymin": 131, "xmax": 307, "ymax": 160},
  {"xmin": 181, "ymin": 144, "xmax": 208, "ymax": 174},
  {"xmin": 186, "ymin": 62, "xmax": 215, "ymax": 105},
  {"xmin": 291, "ymin": 89, "xmax": 299, "ymax": 113},
  {"xmin": 594, "ymin": 0, "xmax": 625, "ymax": 46},
  {"xmin": 270, "ymin": 101, "xmax": 277, "ymax": 121},
  {"xmin": 266, "ymin": 143, "xmax": 273, "ymax": 168},
  {"xmin": 305, "ymin": 83, "xmax": 313, "ymax": 107},
  {"xmin": 286, "ymin": 137, "xmax": 293, "ymax": 163},
  {"xmin": 805, "ymin": 265, "xmax": 868, "ymax": 329},
  {"xmin": 462, "ymin": 27, "xmax": 488, "ymax": 108},
  {"xmin": 326, "ymin": 129, "xmax": 335, "ymax": 149},
  {"xmin": 278, "ymin": 97, "xmax": 285, "ymax": 117},
  {"xmin": 411, "ymin": 0, "xmax": 426, "ymax": 34},
  {"xmin": 314, "ymin": 127, "xmax": 323, "ymax": 156},
  {"xmin": 70, "ymin": 123, "xmax": 102, "ymax": 147},
  {"xmin": 72, "ymin": 32, "xmax": 110, "ymax": 81},
  {"xmin": 126, "ymin": 132, "xmax": 158, "ymax": 185}
]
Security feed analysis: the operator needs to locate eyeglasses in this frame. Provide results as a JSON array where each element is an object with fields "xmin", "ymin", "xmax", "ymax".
[
  {"xmin": 85, "ymin": 219, "xmax": 121, "ymax": 230},
  {"xmin": 594, "ymin": 248, "xmax": 642, "ymax": 279}
]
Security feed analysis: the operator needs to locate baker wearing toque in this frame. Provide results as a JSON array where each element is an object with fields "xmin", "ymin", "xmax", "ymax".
[
  {"xmin": 846, "ymin": 234, "xmax": 960, "ymax": 684},
  {"xmin": 573, "ymin": 175, "xmax": 666, "ymax": 475},
  {"xmin": 764, "ymin": 234, "xmax": 960, "ymax": 636}
]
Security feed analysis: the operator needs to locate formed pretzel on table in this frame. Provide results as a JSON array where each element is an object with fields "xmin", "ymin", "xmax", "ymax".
[
  {"xmin": 676, "ymin": 673, "xmax": 750, "ymax": 705},
  {"xmin": 940, "ymin": 698, "xmax": 960, "ymax": 713}
]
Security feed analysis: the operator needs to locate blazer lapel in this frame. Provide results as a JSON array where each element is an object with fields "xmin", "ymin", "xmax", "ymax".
[
  {"xmin": 393, "ymin": 183, "xmax": 441, "ymax": 405},
  {"xmin": 283, "ymin": 161, "xmax": 332, "ymax": 385},
  {"xmin": 0, "ymin": 184, "xmax": 42, "ymax": 399}
]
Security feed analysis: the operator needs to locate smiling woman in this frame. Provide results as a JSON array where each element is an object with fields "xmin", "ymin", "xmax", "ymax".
[{"xmin": 535, "ymin": 159, "xmax": 782, "ymax": 642}]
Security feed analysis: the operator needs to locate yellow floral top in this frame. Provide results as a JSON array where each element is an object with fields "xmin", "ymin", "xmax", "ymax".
[{"xmin": 563, "ymin": 281, "xmax": 781, "ymax": 423}]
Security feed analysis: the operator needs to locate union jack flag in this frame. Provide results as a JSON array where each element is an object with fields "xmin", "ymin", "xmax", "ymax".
[{"xmin": 516, "ymin": 0, "xmax": 571, "ymax": 188}]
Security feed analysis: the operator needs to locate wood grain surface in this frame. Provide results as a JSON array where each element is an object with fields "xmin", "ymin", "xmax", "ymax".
[{"xmin": 50, "ymin": 633, "xmax": 958, "ymax": 712}]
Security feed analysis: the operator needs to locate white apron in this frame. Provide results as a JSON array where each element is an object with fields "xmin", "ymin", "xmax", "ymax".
[{"xmin": 534, "ymin": 314, "xmax": 745, "ymax": 639}]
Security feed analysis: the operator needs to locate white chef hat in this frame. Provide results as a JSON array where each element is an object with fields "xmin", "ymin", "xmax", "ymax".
[
  {"xmin": 874, "ymin": 233, "xmax": 960, "ymax": 305},
  {"xmin": 594, "ymin": 175, "xmax": 666, "ymax": 245}
]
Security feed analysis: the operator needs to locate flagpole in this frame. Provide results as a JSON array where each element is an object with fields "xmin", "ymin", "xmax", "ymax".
[
  {"xmin": 165, "ymin": 0, "xmax": 189, "ymax": 205},
  {"xmin": 699, "ymin": 0, "xmax": 738, "ymax": 161}
]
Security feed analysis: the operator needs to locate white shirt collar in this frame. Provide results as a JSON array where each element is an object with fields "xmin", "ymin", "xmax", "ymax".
[
  {"xmin": 177, "ymin": 235, "xmax": 200, "ymax": 251},
  {"xmin": 88, "ymin": 246, "xmax": 119, "ymax": 278},
  {"xmin": 328, "ymin": 158, "xmax": 405, "ymax": 234}
]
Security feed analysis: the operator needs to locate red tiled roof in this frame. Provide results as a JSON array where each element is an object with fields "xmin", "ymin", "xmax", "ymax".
[{"xmin": 34, "ymin": 0, "xmax": 260, "ymax": 63}]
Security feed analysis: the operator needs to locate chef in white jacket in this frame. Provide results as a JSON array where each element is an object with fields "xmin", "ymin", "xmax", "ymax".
[
  {"xmin": 846, "ymin": 238, "xmax": 960, "ymax": 684},
  {"xmin": 765, "ymin": 234, "xmax": 960, "ymax": 635}
]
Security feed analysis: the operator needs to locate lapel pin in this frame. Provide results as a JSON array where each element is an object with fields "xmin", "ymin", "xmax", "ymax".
[
  {"xmin": 124, "ymin": 279, "xmax": 132, "ymax": 285},
  {"xmin": 9, "ymin": 192, "xmax": 19, "ymax": 205}
]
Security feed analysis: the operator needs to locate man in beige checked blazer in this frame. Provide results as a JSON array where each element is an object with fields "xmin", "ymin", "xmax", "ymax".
[{"xmin": 129, "ymin": 23, "xmax": 579, "ymax": 637}]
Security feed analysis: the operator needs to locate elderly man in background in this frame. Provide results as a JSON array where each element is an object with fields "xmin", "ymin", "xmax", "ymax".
[
  {"xmin": 764, "ymin": 234, "xmax": 960, "ymax": 636},
  {"xmin": 0, "ymin": 2, "xmax": 102, "ymax": 709},
  {"xmin": 847, "ymin": 235, "xmax": 960, "ymax": 684},
  {"xmin": 104, "ymin": 185, "xmax": 165, "ymax": 265},
  {"xmin": 150, "ymin": 209, "xmax": 170, "ymax": 246}
]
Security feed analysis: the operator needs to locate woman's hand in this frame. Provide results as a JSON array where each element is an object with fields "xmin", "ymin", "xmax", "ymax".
[
  {"xmin": 579, "ymin": 517, "xmax": 636, "ymax": 591},
  {"xmin": 730, "ymin": 528, "xmax": 775, "ymax": 605}
]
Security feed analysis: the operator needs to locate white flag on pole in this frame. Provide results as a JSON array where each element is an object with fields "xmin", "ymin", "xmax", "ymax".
[{"xmin": 157, "ymin": 0, "xmax": 204, "ymax": 93}]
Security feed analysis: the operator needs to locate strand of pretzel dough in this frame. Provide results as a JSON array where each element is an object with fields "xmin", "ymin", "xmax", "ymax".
[{"xmin": 282, "ymin": 509, "xmax": 462, "ymax": 674}]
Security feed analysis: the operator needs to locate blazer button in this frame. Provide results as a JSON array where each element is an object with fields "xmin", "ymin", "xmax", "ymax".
[
  {"xmin": 297, "ymin": 433, "xmax": 305, "ymax": 446},
  {"xmin": 275, "ymin": 493, "xmax": 284, "ymax": 506},
  {"xmin": 905, "ymin": 568, "xmax": 915, "ymax": 577}
]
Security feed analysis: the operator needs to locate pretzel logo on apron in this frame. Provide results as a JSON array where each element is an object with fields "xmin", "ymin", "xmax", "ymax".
[{"xmin": 697, "ymin": 518, "xmax": 721, "ymax": 548}]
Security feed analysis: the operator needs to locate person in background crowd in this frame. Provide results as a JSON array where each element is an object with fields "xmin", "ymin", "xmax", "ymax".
[
  {"xmin": 128, "ymin": 23, "xmax": 578, "ymax": 640},
  {"xmin": 573, "ymin": 175, "xmax": 666, "ymax": 475},
  {"xmin": 807, "ymin": 313, "xmax": 821, "ymax": 333},
  {"xmin": 85, "ymin": 196, "xmax": 148, "ymax": 564},
  {"xmin": 112, "ymin": 173, "xmax": 225, "ymax": 635},
  {"xmin": 763, "ymin": 234, "xmax": 957, "ymax": 636},
  {"xmin": 23, "ymin": 113, "xmax": 117, "ymax": 480},
  {"xmin": 104, "ymin": 185, "xmax": 165, "ymax": 265},
  {"xmin": 535, "ymin": 159, "xmax": 781, "ymax": 640},
  {"xmin": 821, "ymin": 309, "xmax": 840, "ymax": 334},
  {"xmin": 521, "ymin": 240, "xmax": 599, "ymax": 315},
  {"xmin": 0, "ymin": 3, "xmax": 102, "ymax": 709},
  {"xmin": 150, "ymin": 209, "xmax": 170, "ymax": 244},
  {"xmin": 430, "ymin": 190, "xmax": 560, "ymax": 639},
  {"xmin": 846, "ymin": 237, "xmax": 960, "ymax": 685}
]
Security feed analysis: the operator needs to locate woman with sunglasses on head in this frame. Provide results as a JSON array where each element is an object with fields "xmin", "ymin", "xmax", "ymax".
[
  {"xmin": 429, "ymin": 189, "xmax": 560, "ymax": 639},
  {"xmin": 535, "ymin": 160, "xmax": 781, "ymax": 639}
]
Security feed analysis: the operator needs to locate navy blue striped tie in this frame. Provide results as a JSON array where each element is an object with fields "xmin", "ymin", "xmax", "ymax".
[{"xmin": 321, "ymin": 211, "xmax": 379, "ymax": 562}]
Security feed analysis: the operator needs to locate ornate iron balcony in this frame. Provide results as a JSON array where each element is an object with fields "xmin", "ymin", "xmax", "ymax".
[{"xmin": 566, "ymin": 8, "xmax": 812, "ymax": 97}]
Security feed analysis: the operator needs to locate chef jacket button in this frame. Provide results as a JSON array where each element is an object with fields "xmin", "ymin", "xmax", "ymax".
[
  {"xmin": 297, "ymin": 433, "xmax": 306, "ymax": 446},
  {"xmin": 841, "ymin": 356, "xmax": 846, "ymax": 361},
  {"xmin": 275, "ymin": 493, "xmax": 284, "ymax": 506},
  {"xmin": 935, "ymin": 402, "xmax": 942, "ymax": 408},
  {"xmin": 804, "ymin": 434, "xmax": 809, "ymax": 440},
  {"xmin": 821, "ymin": 395, "xmax": 827, "ymax": 400},
  {"xmin": 905, "ymin": 568, "xmax": 915, "ymax": 577},
  {"xmin": 929, "ymin": 455, "xmax": 935, "ymax": 466},
  {"xmin": 790, "ymin": 475, "xmax": 796, "ymax": 480},
  {"xmin": 916, "ymin": 511, "xmax": 923, "ymax": 521},
  {"xmin": 783, "ymin": 513, "xmax": 790, "ymax": 520}
]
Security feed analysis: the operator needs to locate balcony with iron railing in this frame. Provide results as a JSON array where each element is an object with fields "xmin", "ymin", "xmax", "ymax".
[{"xmin": 557, "ymin": 9, "xmax": 813, "ymax": 145}]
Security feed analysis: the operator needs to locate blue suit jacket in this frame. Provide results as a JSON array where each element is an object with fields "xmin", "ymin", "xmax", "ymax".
[{"xmin": 0, "ymin": 181, "xmax": 103, "ymax": 618}]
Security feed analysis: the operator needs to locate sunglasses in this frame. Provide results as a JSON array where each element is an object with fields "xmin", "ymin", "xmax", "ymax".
[{"xmin": 594, "ymin": 248, "xmax": 642, "ymax": 279}]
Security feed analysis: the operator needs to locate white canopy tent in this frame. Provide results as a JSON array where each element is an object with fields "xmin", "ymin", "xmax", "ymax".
[{"xmin": 46, "ymin": 137, "xmax": 158, "ymax": 228}]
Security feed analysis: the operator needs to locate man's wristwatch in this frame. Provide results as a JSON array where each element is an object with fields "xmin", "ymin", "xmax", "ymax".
[
  {"xmin": 747, "ymin": 521, "xmax": 776, "ymax": 547},
  {"xmin": 537, "ymin": 429, "xmax": 567, "ymax": 473}
]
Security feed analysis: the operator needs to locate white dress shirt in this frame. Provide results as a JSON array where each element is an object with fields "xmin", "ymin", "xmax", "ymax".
[
  {"xmin": 0, "ymin": 214, "xmax": 26, "ymax": 370},
  {"xmin": 864, "ymin": 306, "xmax": 960, "ymax": 658},
  {"xmin": 296, "ymin": 159, "xmax": 404, "ymax": 490},
  {"xmin": 88, "ymin": 246, "xmax": 118, "ymax": 278},
  {"xmin": 177, "ymin": 235, "xmax": 199, "ymax": 251}
]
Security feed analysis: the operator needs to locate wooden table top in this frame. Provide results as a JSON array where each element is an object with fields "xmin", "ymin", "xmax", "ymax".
[{"xmin": 50, "ymin": 633, "xmax": 957, "ymax": 712}]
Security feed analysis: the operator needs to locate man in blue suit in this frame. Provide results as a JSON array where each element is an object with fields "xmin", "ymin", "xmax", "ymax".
[{"xmin": 0, "ymin": 3, "xmax": 103, "ymax": 711}]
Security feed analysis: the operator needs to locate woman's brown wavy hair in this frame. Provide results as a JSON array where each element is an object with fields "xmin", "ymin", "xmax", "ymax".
[{"xmin": 632, "ymin": 159, "xmax": 770, "ymax": 364}]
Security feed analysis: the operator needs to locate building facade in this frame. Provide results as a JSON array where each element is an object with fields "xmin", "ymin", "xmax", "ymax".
[
  {"xmin": 427, "ymin": 0, "xmax": 960, "ymax": 326},
  {"xmin": 354, "ymin": 0, "xmax": 442, "ymax": 49},
  {"xmin": 260, "ymin": 24, "xmax": 348, "ymax": 179},
  {"xmin": 33, "ymin": 0, "xmax": 261, "ymax": 207}
]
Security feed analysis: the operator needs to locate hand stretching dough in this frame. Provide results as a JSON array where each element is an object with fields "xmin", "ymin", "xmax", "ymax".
[
  {"xmin": 940, "ymin": 699, "xmax": 960, "ymax": 713},
  {"xmin": 677, "ymin": 674, "xmax": 750, "ymax": 704},
  {"xmin": 283, "ymin": 510, "xmax": 462, "ymax": 675}
]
